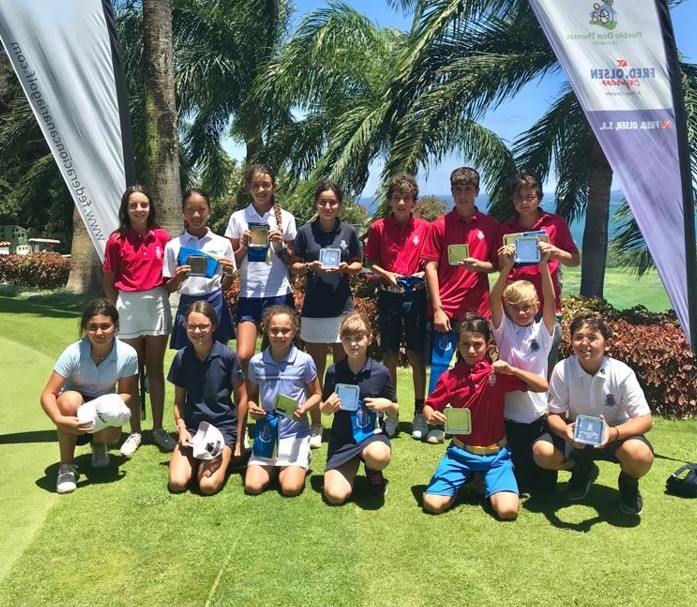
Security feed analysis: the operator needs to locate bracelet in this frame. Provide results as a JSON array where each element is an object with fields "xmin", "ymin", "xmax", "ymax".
[
  {"xmin": 276, "ymin": 247, "xmax": 288, "ymax": 257},
  {"xmin": 304, "ymin": 262, "xmax": 311, "ymax": 274}
]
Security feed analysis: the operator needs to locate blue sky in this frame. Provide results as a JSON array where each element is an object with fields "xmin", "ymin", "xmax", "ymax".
[{"xmin": 227, "ymin": 1, "xmax": 697, "ymax": 197}]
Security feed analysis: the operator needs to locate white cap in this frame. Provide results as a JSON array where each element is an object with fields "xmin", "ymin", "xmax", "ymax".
[
  {"xmin": 77, "ymin": 394, "xmax": 131, "ymax": 433},
  {"xmin": 191, "ymin": 421, "xmax": 225, "ymax": 460}
]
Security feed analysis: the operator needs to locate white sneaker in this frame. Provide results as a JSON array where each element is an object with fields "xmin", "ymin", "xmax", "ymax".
[
  {"xmin": 91, "ymin": 443, "xmax": 110, "ymax": 468},
  {"xmin": 120, "ymin": 432, "xmax": 142, "ymax": 458},
  {"xmin": 243, "ymin": 432, "xmax": 251, "ymax": 452},
  {"xmin": 411, "ymin": 413, "xmax": 428, "ymax": 440},
  {"xmin": 56, "ymin": 463, "xmax": 79, "ymax": 494},
  {"xmin": 385, "ymin": 415, "xmax": 399, "ymax": 438},
  {"xmin": 153, "ymin": 428, "xmax": 177, "ymax": 452},
  {"xmin": 426, "ymin": 427, "xmax": 445, "ymax": 444},
  {"xmin": 309, "ymin": 423, "xmax": 323, "ymax": 449}
]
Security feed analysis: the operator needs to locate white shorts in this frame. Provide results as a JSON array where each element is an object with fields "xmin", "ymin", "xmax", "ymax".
[
  {"xmin": 300, "ymin": 316, "xmax": 342, "ymax": 344},
  {"xmin": 248, "ymin": 435, "xmax": 311, "ymax": 469},
  {"xmin": 116, "ymin": 286, "xmax": 172, "ymax": 339}
]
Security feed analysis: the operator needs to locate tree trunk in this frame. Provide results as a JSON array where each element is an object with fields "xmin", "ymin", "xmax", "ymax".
[
  {"xmin": 142, "ymin": 0, "xmax": 182, "ymax": 237},
  {"xmin": 580, "ymin": 141, "xmax": 613, "ymax": 298},
  {"xmin": 66, "ymin": 205, "xmax": 102, "ymax": 294}
]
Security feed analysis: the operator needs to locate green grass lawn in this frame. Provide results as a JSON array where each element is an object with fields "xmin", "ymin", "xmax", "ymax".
[
  {"xmin": 1, "ymin": 292, "xmax": 696, "ymax": 607},
  {"xmin": 561, "ymin": 266, "xmax": 671, "ymax": 311}
]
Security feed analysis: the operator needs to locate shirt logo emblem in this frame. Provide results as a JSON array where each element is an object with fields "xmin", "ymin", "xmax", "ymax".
[
  {"xmin": 155, "ymin": 247, "xmax": 163, "ymax": 260},
  {"xmin": 488, "ymin": 373, "xmax": 497, "ymax": 386},
  {"xmin": 340, "ymin": 239, "xmax": 348, "ymax": 250},
  {"xmin": 476, "ymin": 230, "xmax": 484, "ymax": 240},
  {"xmin": 605, "ymin": 393, "xmax": 617, "ymax": 407},
  {"xmin": 413, "ymin": 235, "xmax": 419, "ymax": 245},
  {"xmin": 530, "ymin": 339, "xmax": 540, "ymax": 352}
]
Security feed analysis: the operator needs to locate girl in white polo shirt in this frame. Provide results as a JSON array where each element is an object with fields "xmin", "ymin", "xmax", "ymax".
[{"xmin": 225, "ymin": 164, "xmax": 297, "ymax": 375}]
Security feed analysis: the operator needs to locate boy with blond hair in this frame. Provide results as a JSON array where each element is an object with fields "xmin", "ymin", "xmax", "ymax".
[{"xmin": 491, "ymin": 245, "xmax": 556, "ymax": 492}]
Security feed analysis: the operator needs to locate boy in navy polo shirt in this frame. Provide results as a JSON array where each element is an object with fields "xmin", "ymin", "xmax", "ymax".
[
  {"xmin": 421, "ymin": 167, "xmax": 499, "ymax": 443},
  {"xmin": 533, "ymin": 312, "xmax": 654, "ymax": 516},
  {"xmin": 422, "ymin": 315, "xmax": 548, "ymax": 519},
  {"xmin": 365, "ymin": 174, "xmax": 430, "ymax": 439}
]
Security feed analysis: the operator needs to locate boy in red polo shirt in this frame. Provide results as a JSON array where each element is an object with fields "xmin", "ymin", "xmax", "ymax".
[
  {"xmin": 498, "ymin": 173, "xmax": 580, "ymax": 369},
  {"xmin": 421, "ymin": 167, "xmax": 499, "ymax": 443},
  {"xmin": 365, "ymin": 175, "xmax": 430, "ymax": 440},
  {"xmin": 422, "ymin": 315, "xmax": 548, "ymax": 519}
]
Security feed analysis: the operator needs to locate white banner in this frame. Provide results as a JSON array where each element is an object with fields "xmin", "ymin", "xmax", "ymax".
[
  {"xmin": 0, "ymin": 0, "xmax": 131, "ymax": 260},
  {"xmin": 529, "ymin": 0, "xmax": 695, "ymax": 344}
]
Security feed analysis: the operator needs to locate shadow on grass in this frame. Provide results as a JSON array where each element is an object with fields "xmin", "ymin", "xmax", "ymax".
[
  {"xmin": 0, "ymin": 293, "xmax": 84, "ymax": 319},
  {"xmin": 37, "ymin": 455, "xmax": 127, "ymax": 493},
  {"xmin": 0, "ymin": 430, "xmax": 57, "ymax": 444},
  {"xmin": 309, "ymin": 473, "xmax": 386, "ymax": 510},
  {"xmin": 522, "ymin": 483, "xmax": 641, "ymax": 530}
]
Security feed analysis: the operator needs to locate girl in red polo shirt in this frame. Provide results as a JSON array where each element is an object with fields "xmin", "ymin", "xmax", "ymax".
[{"xmin": 103, "ymin": 185, "xmax": 176, "ymax": 457}]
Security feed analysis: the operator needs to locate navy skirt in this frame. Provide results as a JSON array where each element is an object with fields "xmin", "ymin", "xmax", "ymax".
[{"xmin": 170, "ymin": 290, "xmax": 235, "ymax": 350}]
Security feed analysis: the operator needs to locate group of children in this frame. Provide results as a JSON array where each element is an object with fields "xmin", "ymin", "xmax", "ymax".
[{"xmin": 40, "ymin": 164, "xmax": 654, "ymax": 518}]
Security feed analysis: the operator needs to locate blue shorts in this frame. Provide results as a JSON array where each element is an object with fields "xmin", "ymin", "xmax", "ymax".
[
  {"xmin": 236, "ymin": 293, "xmax": 294, "ymax": 324},
  {"xmin": 425, "ymin": 442, "xmax": 519, "ymax": 498}
]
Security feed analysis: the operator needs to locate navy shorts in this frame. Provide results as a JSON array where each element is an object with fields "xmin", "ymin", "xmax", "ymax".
[
  {"xmin": 377, "ymin": 289, "xmax": 427, "ymax": 355},
  {"xmin": 536, "ymin": 431, "xmax": 654, "ymax": 464},
  {"xmin": 236, "ymin": 293, "xmax": 294, "ymax": 324}
]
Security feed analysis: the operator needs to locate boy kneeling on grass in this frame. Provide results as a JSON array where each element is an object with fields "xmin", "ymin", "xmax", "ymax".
[
  {"xmin": 532, "ymin": 312, "xmax": 654, "ymax": 516},
  {"xmin": 422, "ymin": 315, "xmax": 548, "ymax": 519}
]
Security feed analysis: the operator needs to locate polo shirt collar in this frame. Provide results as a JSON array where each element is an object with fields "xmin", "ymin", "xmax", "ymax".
[
  {"xmin": 315, "ymin": 217, "xmax": 341, "ymax": 234},
  {"xmin": 572, "ymin": 354, "xmax": 610, "ymax": 379},
  {"xmin": 507, "ymin": 210, "xmax": 548, "ymax": 231},
  {"xmin": 81, "ymin": 336, "xmax": 117, "ymax": 363},
  {"xmin": 245, "ymin": 203, "xmax": 271, "ymax": 223},
  {"xmin": 126, "ymin": 226, "xmax": 155, "ymax": 242},
  {"xmin": 190, "ymin": 340, "xmax": 224, "ymax": 363},
  {"xmin": 339, "ymin": 356, "xmax": 373, "ymax": 377},
  {"xmin": 386, "ymin": 213, "xmax": 415, "ymax": 230},
  {"xmin": 448, "ymin": 208, "xmax": 481, "ymax": 224},
  {"xmin": 182, "ymin": 228, "xmax": 213, "ymax": 244},
  {"xmin": 262, "ymin": 344, "xmax": 299, "ymax": 365}
]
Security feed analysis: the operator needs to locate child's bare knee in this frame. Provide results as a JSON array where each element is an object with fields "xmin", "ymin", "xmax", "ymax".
[
  {"xmin": 423, "ymin": 494, "xmax": 452, "ymax": 514},
  {"xmin": 324, "ymin": 486, "xmax": 350, "ymax": 505}
]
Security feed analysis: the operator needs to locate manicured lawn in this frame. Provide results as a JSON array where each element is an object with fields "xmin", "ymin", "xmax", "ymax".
[
  {"xmin": 1, "ymin": 292, "xmax": 696, "ymax": 607},
  {"xmin": 562, "ymin": 266, "xmax": 671, "ymax": 312}
]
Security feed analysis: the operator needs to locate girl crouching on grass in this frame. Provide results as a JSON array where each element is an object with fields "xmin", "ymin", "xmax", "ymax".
[
  {"xmin": 321, "ymin": 312, "xmax": 398, "ymax": 504},
  {"xmin": 41, "ymin": 299, "xmax": 138, "ymax": 494},
  {"xmin": 422, "ymin": 315, "xmax": 548, "ymax": 520},
  {"xmin": 245, "ymin": 306, "xmax": 322, "ymax": 496},
  {"xmin": 167, "ymin": 302, "xmax": 248, "ymax": 495}
]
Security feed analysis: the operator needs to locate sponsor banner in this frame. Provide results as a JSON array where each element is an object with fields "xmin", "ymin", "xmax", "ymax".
[
  {"xmin": 0, "ymin": 0, "xmax": 132, "ymax": 259},
  {"xmin": 529, "ymin": 0, "xmax": 694, "ymax": 343}
]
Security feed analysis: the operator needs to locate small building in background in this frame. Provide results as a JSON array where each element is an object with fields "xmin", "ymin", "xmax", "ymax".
[{"xmin": 0, "ymin": 225, "xmax": 28, "ymax": 254}]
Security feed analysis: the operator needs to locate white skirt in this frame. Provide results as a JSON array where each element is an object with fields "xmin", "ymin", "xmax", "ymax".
[
  {"xmin": 300, "ymin": 316, "xmax": 342, "ymax": 344},
  {"xmin": 248, "ymin": 435, "xmax": 311, "ymax": 469},
  {"xmin": 116, "ymin": 286, "xmax": 172, "ymax": 339}
]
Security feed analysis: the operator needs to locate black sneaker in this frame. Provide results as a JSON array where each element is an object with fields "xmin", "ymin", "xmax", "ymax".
[
  {"xmin": 566, "ymin": 462, "xmax": 599, "ymax": 501},
  {"xmin": 365, "ymin": 467, "xmax": 388, "ymax": 496},
  {"xmin": 618, "ymin": 472, "xmax": 643, "ymax": 515}
]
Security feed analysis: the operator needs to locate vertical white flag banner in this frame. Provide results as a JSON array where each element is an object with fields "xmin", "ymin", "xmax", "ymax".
[
  {"xmin": 0, "ymin": 0, "xmax": 135, "ymax": 260},
  {"xmin": 529, "ymin": 0, "xmax": 696, "ymax": 346}
]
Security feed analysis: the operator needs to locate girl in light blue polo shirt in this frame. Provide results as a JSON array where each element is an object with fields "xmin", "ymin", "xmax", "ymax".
[
  {"xmin": 40, "ymin": 300, "xmax": 138, "ymax": 494},
  {"xmin": 245, "ymin": 306, "xmax": 322, "ymax": 496}
]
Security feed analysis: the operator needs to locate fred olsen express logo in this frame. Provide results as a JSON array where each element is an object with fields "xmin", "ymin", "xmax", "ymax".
[
  {"xmin": 590, "ymin": 58, "xmax": 656, "ymax": 89},
  {"xmin": 590, "ymin": 1, "xmax": 617, "ymax": 31}
]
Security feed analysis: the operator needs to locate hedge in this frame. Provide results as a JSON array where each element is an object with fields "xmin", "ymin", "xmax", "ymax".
[{"xmin": 0, "ymin": 253, "xmax": 71, "ymax": 289}]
